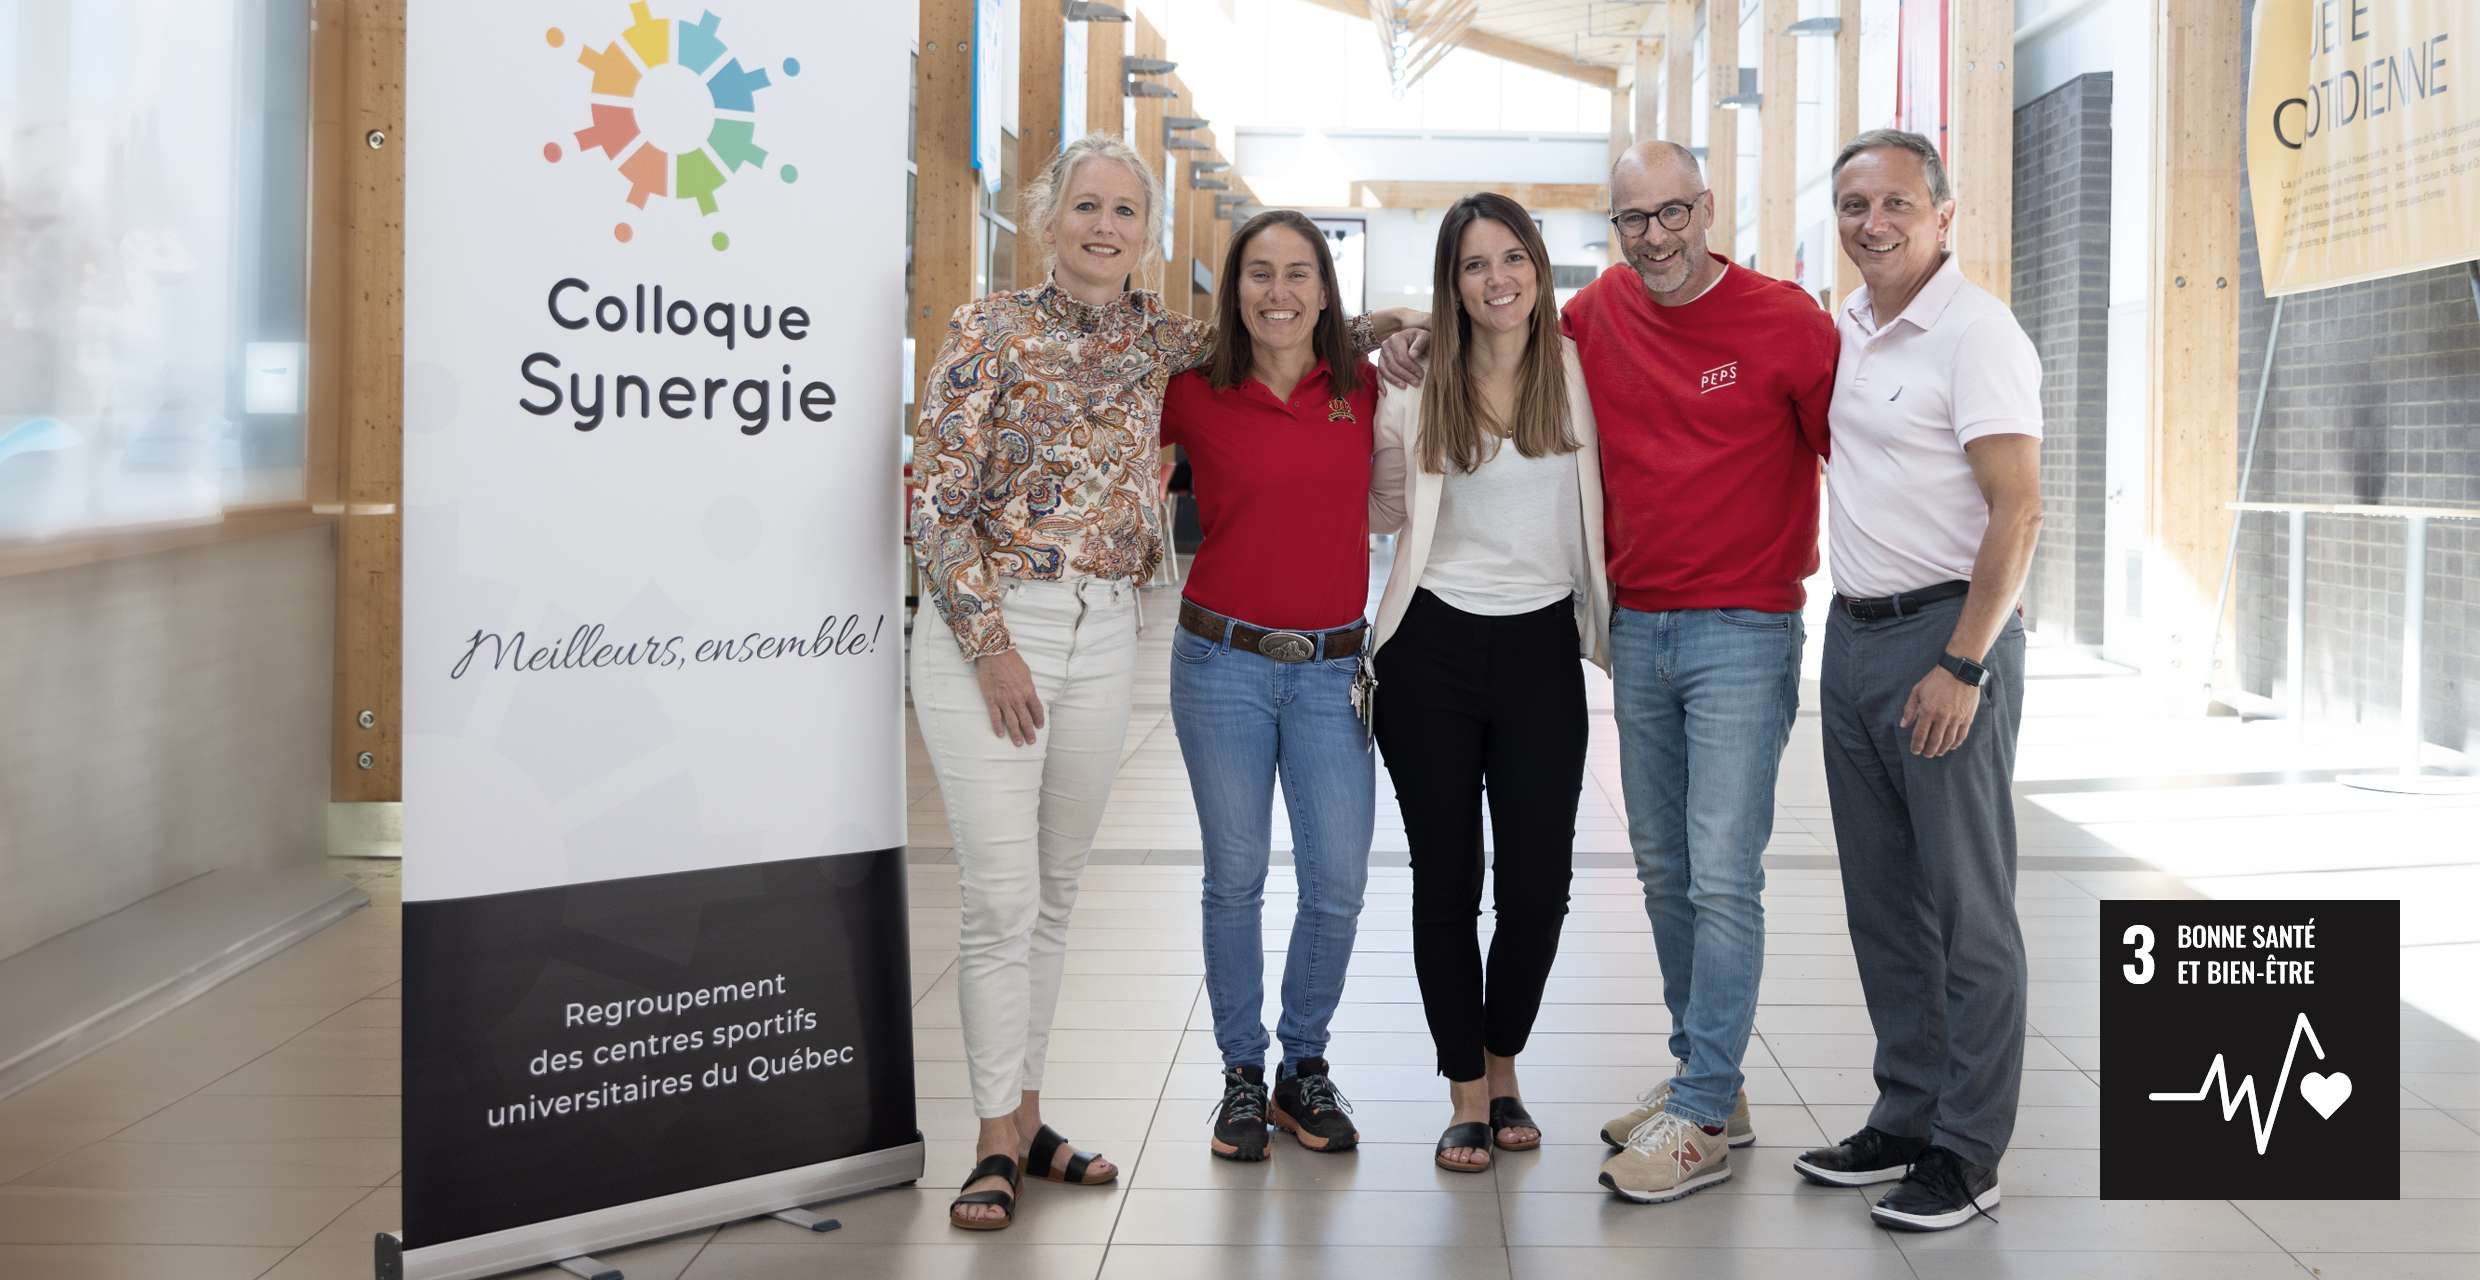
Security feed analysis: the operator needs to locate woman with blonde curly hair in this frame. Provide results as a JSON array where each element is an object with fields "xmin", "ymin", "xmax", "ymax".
[{"xmin": 911, "ymin": 133, "xmax": 1411, "ymax": 1230}]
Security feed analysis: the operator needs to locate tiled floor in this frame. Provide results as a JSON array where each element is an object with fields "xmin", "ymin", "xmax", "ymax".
[{"xmin": 4, "ymin": 572, "xmax": 2476, "ymax": 1278}]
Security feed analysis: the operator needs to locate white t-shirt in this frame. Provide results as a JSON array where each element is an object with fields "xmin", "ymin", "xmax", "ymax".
[
  {"xmin": 1826, "ymin": 254, "xmax": 2043, "ymax": 600},
  {"xmin": 1422, "ymin": 435, "xmax": 1581, "ymax": 616}
]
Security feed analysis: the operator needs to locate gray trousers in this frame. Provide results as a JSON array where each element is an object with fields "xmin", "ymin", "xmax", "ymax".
[{"xmin": 1820, "ymin": 596, "xmax": 2027, "ymax": 1168}]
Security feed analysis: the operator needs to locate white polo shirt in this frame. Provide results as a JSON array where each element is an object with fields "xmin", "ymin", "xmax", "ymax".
[{"xmin": 1826, "ymin": 253, "xmax": 2042, "ymax": 600}]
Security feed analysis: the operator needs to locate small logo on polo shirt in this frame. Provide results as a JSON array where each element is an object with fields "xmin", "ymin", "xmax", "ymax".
[
  {"xmin": 1327, "ymin": 398, "xmax": 1356, "ymax": 423},
  {"xmin": 1698, "ymin": 361, "xmax": 1740, "ymax": 394}
]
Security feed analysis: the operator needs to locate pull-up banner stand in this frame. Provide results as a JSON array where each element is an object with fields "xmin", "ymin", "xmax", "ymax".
[{"xmin": 388, "ymin": 3, "xmax": 915, "ymax": 1276}]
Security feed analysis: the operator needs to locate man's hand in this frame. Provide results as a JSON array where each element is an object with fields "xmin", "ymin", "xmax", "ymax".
[
  {"xmin": 975, "ymin": 649, "xmax": 1045, "ymax": 746},
  {"xmin": 1899, "ymin": 663, "xmax": 1981, "ymax": 758},
  {"xmin": 1377, "ymin": 328, "xmax": 1431, "ymax": 389}
]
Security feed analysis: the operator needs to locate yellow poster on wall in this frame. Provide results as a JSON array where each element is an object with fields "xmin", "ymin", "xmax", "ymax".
[{"xmin": 2246, "ymin": 0, "xmax": 2477, "ymax": 296}]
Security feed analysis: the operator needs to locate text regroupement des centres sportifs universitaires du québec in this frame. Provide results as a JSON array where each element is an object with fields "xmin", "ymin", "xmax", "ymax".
[{"xmin": 481, "ymin": 973, "xmax": 859, "ymax": 1130}]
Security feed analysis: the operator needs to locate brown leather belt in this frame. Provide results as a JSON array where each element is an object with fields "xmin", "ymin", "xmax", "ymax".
[{"xmin": 1178, "ymin": 599, "xmax": 1366, "ymax": 663}]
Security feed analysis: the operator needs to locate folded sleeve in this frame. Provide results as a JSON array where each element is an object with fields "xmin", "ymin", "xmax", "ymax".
[
  {"xmin": 909, "ymin": 301, "xmax": 1015, "ymax": 659},
  {"xmin": 1950, "ymin": 314, "xmax": 2045, "ymax": 446}
]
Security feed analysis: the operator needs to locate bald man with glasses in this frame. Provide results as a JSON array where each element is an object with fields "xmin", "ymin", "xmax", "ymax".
[{"xmin": 1381, "ymin": 142, "xmax": 1837, "ymax": 1202}]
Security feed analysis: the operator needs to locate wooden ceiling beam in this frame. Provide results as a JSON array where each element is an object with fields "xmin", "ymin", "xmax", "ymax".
[
  {"xmin": 1302, "ymin": 0, "xmax": 1619, "ymax": 89},
  {"xmin": 1349, "ymin": 179, "xmax": 1609, "ymax": 210}
]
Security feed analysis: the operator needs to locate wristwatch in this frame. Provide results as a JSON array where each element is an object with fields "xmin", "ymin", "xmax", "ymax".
[{"xmin": 1938, "ymin": 652, "xmax": 1991, "ymax": 688}]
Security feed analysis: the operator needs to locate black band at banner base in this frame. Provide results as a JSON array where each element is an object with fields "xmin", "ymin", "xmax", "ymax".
[{"xmin": 401, "ymin": 846, "xmax": 916, "ymax": 1249}]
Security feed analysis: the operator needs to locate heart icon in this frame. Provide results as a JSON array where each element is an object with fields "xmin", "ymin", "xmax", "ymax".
[{"xmin": 2300, "ymin": 1071, "xmax": 2352, "ymax": 1119}]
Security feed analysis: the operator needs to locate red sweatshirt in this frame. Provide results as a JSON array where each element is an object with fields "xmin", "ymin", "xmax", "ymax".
[{"xmin": 1561, "ymin": 261, "xmax": 1837, "ymax": 614}]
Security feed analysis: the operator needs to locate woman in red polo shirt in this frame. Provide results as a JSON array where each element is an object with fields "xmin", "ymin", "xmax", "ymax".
[{"xmin": 1161, "ymin": 210, "xmax": 1380, "ymax": 1164}]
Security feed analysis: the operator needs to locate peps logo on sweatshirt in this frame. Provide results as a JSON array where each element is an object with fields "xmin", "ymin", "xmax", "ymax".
[{"xmin": 1698, "ymin": 361, "xmax": 1740, "ymax": 394}]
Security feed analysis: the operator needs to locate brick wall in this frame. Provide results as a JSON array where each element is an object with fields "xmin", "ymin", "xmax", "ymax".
[
  {"xmin": 2231, "ymin": 38, "xmax": 2480, "ymax": 752},
  {"xmin": 2009, "ymin": 73, "xmax": 2112, "ymax": 645}
]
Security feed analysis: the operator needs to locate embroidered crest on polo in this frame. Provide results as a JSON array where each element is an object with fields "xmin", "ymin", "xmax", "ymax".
[
  {"xmin": 1698, "ymin": 361, "xmax": 1740, "ymax": 394},
  {"xmin": 1327, "ymin": 397, "xmax": 1355, "ymax": 423}
]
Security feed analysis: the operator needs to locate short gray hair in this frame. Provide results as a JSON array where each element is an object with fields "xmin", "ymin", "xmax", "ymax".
[
  {"xmin": 1831, "ymin": 129, "xmax": 1952, "ymax": 203},
  {"xmin": 1021, "ymin": 132, "xmax": 1165, "ymax": 273}
]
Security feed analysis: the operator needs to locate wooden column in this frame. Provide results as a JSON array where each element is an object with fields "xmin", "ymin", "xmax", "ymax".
[
  {"xmin": 1018, "ymin": 0, "xmax": 1064, "ymax": 288},
  {"xmin": 1832, "ymin": 0, "xmax": 1861, "ymax": 307},
  {"xmin": 1759, "ymin": 0, "xmax": 1796, "ymax": 278},
  {"xmin": 1948, "ymin": 0, "xmax": 2013, "ymax": 299},
  {"xmin": 1707, "ymin": 0, "xmax": 1737, "ymax": 261},
  {"xmin": 1665, "ymin": 0, "xmax": 1695, "ymax": 144},
  {"xmin": 1133, "ymin": 15, "xmax": 1168, "ymax": 296},
  {"xmin": 1086, "ymin": 14, "xmax": 1124, "ymax": 136},
  {"xmin": 1609, "ymin": 72, "xmax": 1633, "ymax": 263},
  {"xmin": 331, "ymin": 0, "xmax": 404, "ymax": 801},
  {"xmin": 913, "ymin": 3, "xmax": 978, "ymax": 386},
  {"xmin": 1634, "ymin": 39, "xmax": 1663, "ymax": 144},
  {"xmin": 2149, "ymin": 0, "xmax": 2244, "ymax": 670},
  {"xmin": 1167, "ymin": 79, "xmax": 1194, "ymax": 315}
]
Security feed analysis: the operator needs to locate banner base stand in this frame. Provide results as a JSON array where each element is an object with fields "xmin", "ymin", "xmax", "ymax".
[
  {"xmin": 768, "ymin": 1207, "xmax": 842, "ymax": 1232},
  {"xmin": 553, "ymin": 1258, "xmax": 620, "ymax": 1280},
  {"xmin": 379, "ymin": 1138, "xmax": 924, "ymax": 1280}
]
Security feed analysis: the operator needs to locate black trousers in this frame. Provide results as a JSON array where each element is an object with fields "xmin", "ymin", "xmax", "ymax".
[{"xmin": 1374, "ymin": 589, "xmax": 1588, "ymax": 1082}]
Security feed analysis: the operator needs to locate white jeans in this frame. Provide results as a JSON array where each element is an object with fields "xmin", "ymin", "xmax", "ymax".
[{"xmin": 911, "ymin": 578, "xmax": 1138, "ymax": 1118}]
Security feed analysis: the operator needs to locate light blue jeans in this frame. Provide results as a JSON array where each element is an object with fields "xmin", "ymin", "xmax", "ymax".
[
  {"xmin": 1609, "ymin": 606, "xmax": 1804, "ymax": 1127},
  {"xmin": 1170, "ymin": 611, "xmax": 1375, "ymax": 1071}
]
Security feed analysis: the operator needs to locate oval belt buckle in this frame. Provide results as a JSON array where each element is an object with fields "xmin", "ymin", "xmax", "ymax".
[{"xmin": 1260, "ymin": 631, "xmax": 1315, "ymax": 663}]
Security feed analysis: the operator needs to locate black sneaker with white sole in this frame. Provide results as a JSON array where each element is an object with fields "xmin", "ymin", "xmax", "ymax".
[
  {"xmin": 1870, "ymin": 1145, "xmax": 2000, "ymax": 1231},
  {"xmin": 1793, "ymin": 1125, "xmax": 1930, "ymax": 1187}
]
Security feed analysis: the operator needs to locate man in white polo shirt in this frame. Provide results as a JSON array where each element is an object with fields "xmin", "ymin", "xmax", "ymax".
[{"xmin": 1792, "ymin": 129, "xmax": 2044, "ymax": 1234}]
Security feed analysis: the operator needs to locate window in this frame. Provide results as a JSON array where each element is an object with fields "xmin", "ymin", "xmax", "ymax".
[
  {"xmin": 978, "ymin": 126, "xmax": 1019, "ymax": 294},
  {"xmin": 0, "ymin": 0, "xmax": 312, "ymax": 539}
]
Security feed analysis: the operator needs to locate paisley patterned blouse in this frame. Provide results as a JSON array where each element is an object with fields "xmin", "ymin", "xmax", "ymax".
[{"xmin": 911, "ymin": 277, "xmax": 1373, "ymax": 658}]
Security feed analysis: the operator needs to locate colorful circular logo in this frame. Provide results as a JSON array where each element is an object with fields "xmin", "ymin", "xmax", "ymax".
[{"xmin": 545, "ymin": 3, "xmax": 800, "ymax": 250}]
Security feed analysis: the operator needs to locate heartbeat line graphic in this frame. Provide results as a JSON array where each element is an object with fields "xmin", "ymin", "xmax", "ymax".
[{"xmin": 2147, "ymin": 1012, "xmax": 2329, "ymax": 1155}]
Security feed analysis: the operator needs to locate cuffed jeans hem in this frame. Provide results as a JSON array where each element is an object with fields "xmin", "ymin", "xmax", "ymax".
[{"xmin": 1662, "ymin": 1097, "xmax": 1729, "ymax": 1129}]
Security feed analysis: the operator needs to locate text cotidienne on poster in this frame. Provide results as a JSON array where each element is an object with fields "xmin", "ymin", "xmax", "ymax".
[{"xmin": 517, "ymin": 278, "xmax": 840, "ymax": 436}]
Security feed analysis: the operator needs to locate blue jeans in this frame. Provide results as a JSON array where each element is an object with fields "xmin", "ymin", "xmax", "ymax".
[
  {"xmin": 1171, "ymin": 612, "xmax": 1375, "ymax": 1071},
  {"xmin": 1609, "ymin": 606, "xmax": 1803, "ymax": 1127}
]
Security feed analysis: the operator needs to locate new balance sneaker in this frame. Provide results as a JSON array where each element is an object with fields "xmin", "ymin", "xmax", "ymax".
[
  {"xmin": 1597, "ymin": 1111, "xmax": 1733, "ymax": 1203},
  {"xmin": 1600, "ymin": 1063, "xmax": 1753, "ymax": 1149},
  {"xmin": 1272, "ymin": 1058, "xmax": 1359, "ymax": 1153},
  {"xmin": 1869, "ymin": 1145, "xmax": 2000, "ymax": 1231},
  {"xmin": 1210, "ymin": 1065, "xmax": 1270, "ymax": 1162},
  {"xmin": 1793, "ymin": 1126, "xmax": 1930, "ymax": 1187}
]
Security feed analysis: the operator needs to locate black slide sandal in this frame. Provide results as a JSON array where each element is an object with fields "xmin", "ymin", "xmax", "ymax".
[
  {"xmin": 1435, "ymin": 1121, "xmax": 1494, "ymax": 1172},
  {"xmin": 1490, "ymin": 1096, "xmax": 1542, "ymax": 1151},
  {"xmin": 1027, "ymin": 1124, "xmax": 1117, "ymax": 1185},
  {"xmin": 948, "ymin": 1153, "xmax": 1020, "ymax": 1231}
]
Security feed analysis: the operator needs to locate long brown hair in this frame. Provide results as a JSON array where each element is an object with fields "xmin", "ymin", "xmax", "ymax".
[
  {"xmin": 1208, "ymin": 210, "xmax": 1360, "ymax": 395},
  {"xmin": 1418, "ymin": 192, "xmax": 1575, "ymax": 474}
]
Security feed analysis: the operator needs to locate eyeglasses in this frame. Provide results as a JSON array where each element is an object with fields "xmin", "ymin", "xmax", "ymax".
[{"xmin": 1608, "ymin": 192, "xmax": 1706, "ymax": 237}]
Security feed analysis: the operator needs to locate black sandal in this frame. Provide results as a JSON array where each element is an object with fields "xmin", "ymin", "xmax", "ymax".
[
  {"xmin": 1026, "ymin": 1124, "xmax": 1117, "ymax": 1185},
  {"xmin": 948, "ymin": 1153, "xmax": 1020, "ymax": 1231},
  {"xmin": 1490, "ymin": 1096, "xmax": 1542, "ymax": 1151},
  {"xmin": 1435, "ymin": 1120, "xmax": 1493, "ymax": 1172}
]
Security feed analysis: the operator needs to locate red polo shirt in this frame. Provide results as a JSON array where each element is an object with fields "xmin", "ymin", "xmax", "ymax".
[
  {"xmin": 1561, "ymin": 260, "xmax": 1837, "ymax": 614},
  {"xmin": 1162, "ymin": 362, "xmax": 1377, "ymax": 631}
]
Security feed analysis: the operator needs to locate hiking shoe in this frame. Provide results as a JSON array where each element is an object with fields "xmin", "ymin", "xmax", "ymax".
[
  {"xmin": 1598, "ymin": 1110, "xmax": 1733, "ymax": 1203},
  {"xmin": 1272, "ymin": 1057, "xmax": 1359, "ymax": 1152},
  {"xmin": 1793, "ymin": 1126, "xmax": 1930, "ymax": 1187},
  {"xmin": 1870, "ymin": 1145, "xmax": 2000, "ymax": 1231},
  {"xmin": 1600, "ymin": 1062, "xmax": 1753, "ymax": 1149},
  {"xmin": 1210, "ymin": 1065, "xmax": 1270, "ymax": 1162}
]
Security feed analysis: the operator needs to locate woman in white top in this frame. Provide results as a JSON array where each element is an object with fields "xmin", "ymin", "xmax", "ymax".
[{"xmin": 1368, "ymin": 191, "xmax": 1611, "ymax": 1173}]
